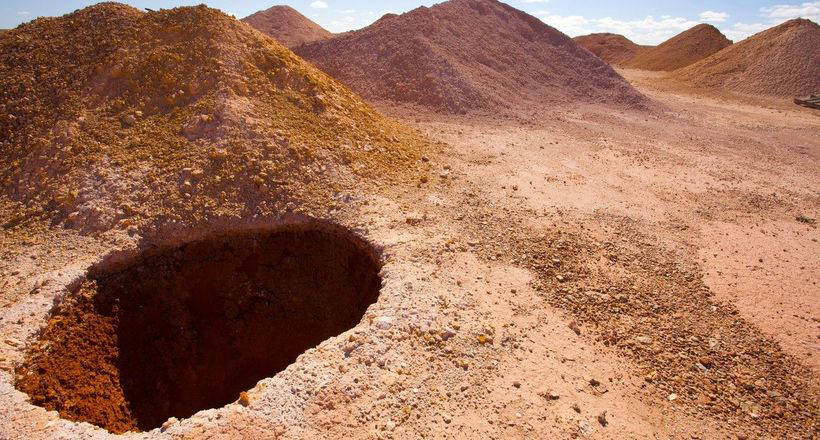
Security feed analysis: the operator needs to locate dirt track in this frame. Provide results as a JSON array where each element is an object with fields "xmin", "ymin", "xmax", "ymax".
[{"xmin": 1, "ymin": 69, "xmax": 818, "ymax": 439}]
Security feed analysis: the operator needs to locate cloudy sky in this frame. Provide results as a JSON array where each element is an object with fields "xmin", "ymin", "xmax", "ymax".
[{"xmin": 2, "ymin": 1, "xmax": 819, "ymax": 44}]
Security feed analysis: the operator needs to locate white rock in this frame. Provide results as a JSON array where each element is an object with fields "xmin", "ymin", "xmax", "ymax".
[{"xmin": 374, "ymin": 316, "xmax": 393, "ymax": 330}]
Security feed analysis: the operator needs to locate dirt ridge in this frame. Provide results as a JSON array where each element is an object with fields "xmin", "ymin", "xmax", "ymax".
[
  {"xmin": 573, "ymin": 33, "xmax": 650, "ymax": 65},
  {"xmin": 671, "ymin": 18, "xmax": 820, "ymax": 97},
  {"xmin": 624, "ymin": 24, "xmax": 732, "ymax": 71},
  {"xmin": 296, "ymin": 0, "xmax": 650, "ymax": 114},
  {"xmin": 0, "ymin": 2, "xmax": 429, "ymax": 235},
  {"xmin": 242, "ymin": 5, "xmax": 332, "ymax": 48}
]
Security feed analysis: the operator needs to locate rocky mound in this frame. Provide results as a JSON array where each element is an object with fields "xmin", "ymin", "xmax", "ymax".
[
  {"xmin": 625, "ymin": 24, "xmax": 732, "ymax": 71},
  {"xmin": 296, "ymin": 0, "xmax": 649, "ymax": 114},
  {"xmin": 672, "ymin": 19, "xmax": 820, "ymax": 97},
  {"xmin": 573, "ymin": 33, "xmax": 648, "ymax": 65},
  {"xmin": 0, "ymin": 3, "xmax": 428, "ymax": 235},
  {"xmin": 241, "ymin": 5, "xmax": 331, "ymax": 48}
]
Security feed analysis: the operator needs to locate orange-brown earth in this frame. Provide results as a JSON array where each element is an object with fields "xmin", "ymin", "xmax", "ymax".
[
  {"xmin": 1, "ymin": 2, "xmax": 818, "ymax": 440},
  {"xmin": 573, "ymin": 33, "xmax": 649, "ymax": 65},
  {"xmin": 242, "ymin": 5, "xmax": 332, "ymax": 48},
  {"xmin": 624, "ymin": 24, "xmax": 732, "ymax": 71},
  {"xmin": 0, "ymin": 2, "xmax": 429, "ymax": 235}
]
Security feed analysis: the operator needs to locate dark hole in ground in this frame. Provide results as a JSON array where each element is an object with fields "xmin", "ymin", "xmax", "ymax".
[{"xmin": 15, "ymin": 223, "xmax": 382, "ymax": 433}]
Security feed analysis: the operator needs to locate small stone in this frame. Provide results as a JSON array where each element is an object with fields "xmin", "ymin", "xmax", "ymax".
[
  {"xmin": 578, "ymin": 420, "xmax": 594, "ymax": 436},
  {"xmin": 440, "ymin": 328, "xmax": 457, "ymax": 340},
  {"xmin": 161, "ymin": 417, "xmax": 179, "ymax": 431},
  {"xmin": 121, "ymin": 113, "xmax": 136, "ymax": 127},
  {"xmin": 588, "ymin": 378, "xmax": 600, "ymax": 387},
  {"xmin": 543, "ymin": 390, "xmax": 560, "ymax": 400},
  {"xmin": 442, "ymin": 413, "xmax": 452, "ymax": 424},
  {"xmin": 572, "ymin": 403, "xmax": 581, "ymax": 413},
  {"xmin": 597, "ymin": 411, "xmax": 608, "ymax": 427},
  {"xmin": 238, "ymin": 391, "xmax": 251, "ymax": 406},
  {"xmin": 667, "ymin": 393, "xmax": 678, "ymax": 402},
  {"xmin": 513, "ymin": 381, "xmax": 521, "ymax": 388},
  {"xmin": 568, "ymin": 321, "xmax": 581, "ymax": 335},
  {"xmin": 374, "ymin": 316, "xmax": 393, "ymax": 330},
  {"xmin": 405, "ymin": 214, "xmax": 423, "ymax": 226}
]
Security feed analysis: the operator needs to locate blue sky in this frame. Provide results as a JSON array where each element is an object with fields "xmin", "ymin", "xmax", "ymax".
[{"xmin": 2, "ymin": 1, "xmax": 819, "ymax": 44}]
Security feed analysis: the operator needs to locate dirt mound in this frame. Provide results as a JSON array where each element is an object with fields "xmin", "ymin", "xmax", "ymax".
[
  {"xmin": 242, "ymin": 5, "xmax": 332, "ymax": 48},
  {"xmin": 672, "ymin": 19, "xmax": 820, "ymax": 97},
  {"xmin": 625, "ymin": 24, "xmax": 732, "ymax": 71},
  {"xmin": 0, "ymin": 3, "xmax": 428, "ymax": 235},
  {"xmin": 574, "ymin": 33, "xmax": 649, "ymax": 65},
  {"xmin": 295, "ymin": 0, "xmax": 649, "ymax": 114}
]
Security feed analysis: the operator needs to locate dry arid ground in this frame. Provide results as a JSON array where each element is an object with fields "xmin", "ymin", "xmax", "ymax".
[
  {"xmin": 1, "ymin": 64, "xmax": 818, "ymax": 439},
  {"xmin": 0, "ymin": 6, "xmax": 820, "ymax": 432}
]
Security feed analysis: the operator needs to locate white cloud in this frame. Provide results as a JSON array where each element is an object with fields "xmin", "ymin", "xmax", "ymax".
[
  {"xmin": 16, "ymin": 11, "xmax": 30, "ymax": 15},
  {"xmin": 310, "ymin": 1, "xmax": 328, "ymax": 9},
  {"xmin": 722, "ymin": 22, "xmax": 770, "ymax": 41},
  {"xmin": 536, "ymin": 12, "xmax": 701, "ymax": 45},
  {"xmin": 724, "ymin": 2, "xmax": 820, "ymax": 42},
  {"xmin": 699, "ymin": 11, "xmax": 729, "ymax": 22},
  {"xmin": 761, "ymin": 2, "xmax": 820, "ymax": 21}
]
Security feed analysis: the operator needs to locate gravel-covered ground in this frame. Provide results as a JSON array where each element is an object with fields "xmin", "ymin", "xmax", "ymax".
[{"xmin": 2, "ymin": 68, "xmax": 818, "ymax": 439}]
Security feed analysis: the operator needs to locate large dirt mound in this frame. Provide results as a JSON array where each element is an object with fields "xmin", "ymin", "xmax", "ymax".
[
  {"xmin": 671, "ymin": 19, "xmax": 820, "ymax": 97},
  {"xmin": 242, "ymin": 5, "xmax": 332, "ymax": 48},
  {"xmin": 0, "ymin": 3, "xmax": 428, "ymax": 235},
  {"xmin": 296, "ymin": 0, "xmax": 649, "ymax": 114},
  {"xmin": 574, "ymin": 33, "xmax": 649, "ymax": 65},
  {"xmin": 625, "ymin": 24, "xmax": 732, "ymax": 71}
]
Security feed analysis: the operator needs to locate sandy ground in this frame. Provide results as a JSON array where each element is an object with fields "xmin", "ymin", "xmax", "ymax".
[
  {"xmin": 416, "ymin": 69, "xmax": 820, "ymax": 371},
  {"xmin": 1, "ymin": 73, "xmax": 818, "ymax": 439}
]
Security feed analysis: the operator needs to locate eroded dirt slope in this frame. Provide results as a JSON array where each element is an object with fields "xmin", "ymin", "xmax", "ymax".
[
  {"xmin": 624, "ymin": 24, "xmax": 731, "ymax": 71},
  {"xmin": 671, "ymin": 18, "xmax": 820, "ymax": 97},
  {"xmin": 242, "ymin": 5, "xmax": 332, "ymax": 48},
  {"xmin": 573, "ymin": 33, "xmax": 649, "ymax": 65},
  {"xmin": 0, "ymin": 3, "xmax": 430, "ymax": 236},
  {"xmin": 296, "ymin": 0, "xmax": 649, "ymax": 114}
]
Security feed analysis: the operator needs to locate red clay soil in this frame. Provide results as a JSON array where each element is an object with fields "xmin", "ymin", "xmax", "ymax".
[
  {"xmin": 15, "ymin": 226, "xmax": 382, "ymax": 433},
  {"xmin": 573, "ymin": 33, "xmax": 650, "ymax": 65},
  {"xmin": 295, "ymin": 0, "xmax": 649, "ymax": 114},
  {"xmin": 625, "ymin": 24, "xmax": 732, "ymax": 71},
  {"xmin": 242, "ymin": 5, "xmax": 332, "ymax": 48},
  {"xmin": 672, "ymin": 19, "xmax": 820, "ymax": 97}
]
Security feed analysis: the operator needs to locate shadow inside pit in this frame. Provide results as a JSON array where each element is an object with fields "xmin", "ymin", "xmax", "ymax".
[{"xmin": 15, "ymin": 223, "xmax": 382, "ymax": 433}]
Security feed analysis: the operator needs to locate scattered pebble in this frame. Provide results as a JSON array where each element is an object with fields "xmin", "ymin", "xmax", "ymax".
[{"xmin": 597, "ymin": 411, "xmax": 608, "ymax": 427}]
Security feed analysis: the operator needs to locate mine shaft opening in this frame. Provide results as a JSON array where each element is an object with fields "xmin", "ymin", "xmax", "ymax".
[{"xmin": 15, "ymin": 223, "xmax": 382, "ymax": 433}]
